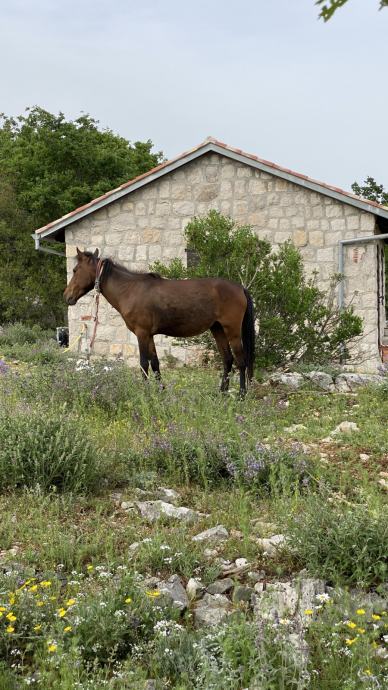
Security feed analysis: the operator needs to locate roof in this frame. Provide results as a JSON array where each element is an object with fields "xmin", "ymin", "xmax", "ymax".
[{"xmin": 34, "ymin": 136, "xmax": 388, "ymax": 240}]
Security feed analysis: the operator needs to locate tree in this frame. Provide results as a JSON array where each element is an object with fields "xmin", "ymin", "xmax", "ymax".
[
  {"xmin": 316, "ymin": 0, "xmax": 388, "ymax": 22},
  {"xmin": 0, "ymin": 107, "xmax": 163, "ymax": 327},
  {"xmin": 151, "ymin": 211, "xmax": 362, "ymax": 369},
  {"xmin": 351, "ymin": 177, "xmax": 388, "ymax": 206}
]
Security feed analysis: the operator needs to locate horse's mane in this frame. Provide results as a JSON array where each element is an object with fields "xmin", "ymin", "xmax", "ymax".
[{"xmin": 84, "ymin": 252, "xmax": 161, "ymax": 281}]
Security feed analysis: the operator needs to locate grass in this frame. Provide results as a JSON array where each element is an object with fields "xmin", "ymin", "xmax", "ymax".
[{"xmin": 0, "ymin": 338, "xmax": 387, "ymax": 689}]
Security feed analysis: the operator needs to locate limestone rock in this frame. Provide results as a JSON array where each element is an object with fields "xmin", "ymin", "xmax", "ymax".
[
  {"xmin": 192, "ymin": 525, "xmax": 229, "ymax": 543},
  {"xmin": 252, "ymin": 577, "xmax": 326, "ymax": 629},
  {"xmin": 186, "ymin": 578, "xmax": 204, "ymax": 600},
  {"xmin": 233, "ymin": 585, "xmax": 254, "ymax": 604},
  {"xmin": 157, "ymin": 575, "xmax": 188, "ymax": 611},
  {"xmin": 207, "ymin": 578, "xmax": 234, "ymax": 595},
  {"xmin": 335, "ymin": 373, "xmax": 383, "ymax": 392},
  {"xmin": 194, "ymin": 593, "xmax": 233, "ymax": 628},
  {"xmin": 331, "ymin": 421, "xmax": 360, "ymax": 435},
  {"xmin": 157, "ymin": 487, "xmax": 180, "ymax": 504},
  {"xmin": 284, "ymin": 424, "xmax": 307, "ymax": 434},
  {"xmin": 304, "ymin": 371, "xmax": 335, "ymax": 391},
  {"xmin": 270, "ymin": 372, "xmax": 304, "ymax": 389},
  {"xmin": 135, "ymin": 501, "xmax": 205, "ymax": 523},
  {"xmin": 256, "ymin": 534, "xmax": 286, "ymax": 557}
]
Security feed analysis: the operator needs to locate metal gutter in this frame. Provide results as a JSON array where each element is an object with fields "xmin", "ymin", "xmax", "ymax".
[
  {"xmin": 338, "ymin": 232, "xmax": 388, "ymax": 309},
  {"xmin": 32, "ymin": 234, "xmax": 66, "ymax": 257}
]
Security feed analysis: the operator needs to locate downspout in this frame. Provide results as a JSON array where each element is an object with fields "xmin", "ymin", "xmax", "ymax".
[
  {"xmin": 32, "ymin": 233, "xmax": 66, "ymax": 258},
  {"xmin": 338, "ymin": 232, "xmax": 388, "ymax": 310}
]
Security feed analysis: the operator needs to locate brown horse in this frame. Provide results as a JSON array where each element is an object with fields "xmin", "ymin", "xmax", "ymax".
[{"xmin": 64, "ymin": 248, "xmax": 255, "ymax": 395}]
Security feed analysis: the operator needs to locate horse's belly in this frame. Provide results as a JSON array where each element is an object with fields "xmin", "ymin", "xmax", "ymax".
[{"xmin": 156, "ymin": 312, "xmax": 214, "ymax": 338}]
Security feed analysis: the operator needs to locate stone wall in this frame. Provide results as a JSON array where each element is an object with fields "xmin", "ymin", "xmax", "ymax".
[{"xmin": 65, "ymin": 152, "xmax": 381, "ymax": 370}]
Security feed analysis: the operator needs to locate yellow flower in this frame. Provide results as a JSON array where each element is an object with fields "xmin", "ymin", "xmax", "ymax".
[
  {"xmin": 36, "ymin": 601, "xmax": 44, "ymax": 607},
  {"xmin": 29, "ymin": 585, "xmax": 38, "ymax": 593},
  {"xmin": 304, "ymin": 609, "xmax": 314, "ymax": 616},
  {"xmin": 356, "ymin": 609, "xmax": 366, "ymax": 616},
  {"xmin": 49, "ymin": 596, "xmax": 56, "ymax": 601},
  {"xmin": 8, "ymin": 596, "xmax": 15, "ymax": 605},
  {"xmin": 66, "ymin": 599, "xmax": 76, "ymax": 607},
  {"xmin": 357, "ymin": 628, "xmax": 365, "ymax": 634},
  {"xmin": 346, "ymin": 621, "xmax": 357, "ymax": 629},
  {"xmin": 86, "ymin": 565, "xmax": 94, "ymax": 571},
  {"xmin": 125, "ymin": 597, "xmax": 132, "ymax": 604},
  {"xmin": 33, "ymin": 625, "xmax": 42, "ymax": 632},
  {"xmin": 57, "ymin": 608, "xmax": 67, "ymax": 618},
  {"xmin": 146, "ymin": 590, "xmax": 161, "ymax": 598},
  {"xmin": 364, "ymin": 669, "xmax": 372, "ymax": 676},
  {"xmin": 40, "ymin": 581, "xmax": 51, "ymax": 588},
  {"xmin": 345, "ymin": 638, "xmax": 357, "ymax": 646},
  {"xmin": 0, "ymin": 612, "xmax": 3, "ymax": 618},
  {"xmin": 6, "ymin": 626, "xmax": 14, "ymax": 634},
  {"xmin": 372, "ymin": 614, "xmax": 381, "ymax": 621},
  {"xmin": 47, "ymin": 643, "xmax": 57, "ymax": 653},
  {"xmin": 64, "ymin": 626, "xmax": 72, "ymax": 633},
  {"xmin": 6, "ymin": 613, "xmax": 16, "ymax": 622},
  {"xmin": 0, "ymin": 607, "xmax": 7, "ymax": 612}
]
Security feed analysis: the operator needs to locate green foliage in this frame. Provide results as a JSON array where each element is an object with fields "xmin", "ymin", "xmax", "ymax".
[
  {"xmin": 0, "ymin": 409, "xmax": 100, "ymax": 492},
  {"xmin": 351, "ymin": 176, "xmax": 388, "ymax": 206},
  {"xmin": 316, "ymin": 0, "xmax": 388, "ymax": 22},
  {"xmin": 287, "ymin": 494, "xmax": 388, "ymax": 587},
  {"xmin": 0, "ymin": 107, "xmax": 163, "ymax": 327},
  {"xmin": 0, "ymin": 322, "xmax": 63, "ymax": 364},
  {"xmin": 151, "ymin": 210, "xmax": 363, "ymax": 369}
]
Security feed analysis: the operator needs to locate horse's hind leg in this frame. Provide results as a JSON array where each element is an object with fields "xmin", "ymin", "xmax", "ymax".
[
  {"xmin": 222, "ymin": 325, "xmax": 246, "ymax": 397},
  {"xmin": 136, "ymin": 332, "xmax": 151, "ymax": 380},
  {"xmin": 211, "ymin": 323, "xmax": 233, "ymax": 392},
  {"xmin": 149, "ymin": 336, "xmax": 162, "ymax": 381}
]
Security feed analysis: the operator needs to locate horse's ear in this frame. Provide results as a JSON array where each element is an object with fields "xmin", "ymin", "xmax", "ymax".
[
  {"xmin": 93, "ymin": 248, "xmax": 99, "ymax": 258},
  {"xmin": 76, "ymin": 247, "xmax": 82, "ymax": 258}
]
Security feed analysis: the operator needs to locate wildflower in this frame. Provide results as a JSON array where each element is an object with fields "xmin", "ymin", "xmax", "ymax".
[
  {"xmin": 356, "ymin": 609, "xmax": 365, "ymax": 615},
  {"xmin": 47, "ymin": 642, "xmax": 57, "ymax": 653},
  {"xmin": 345, "ymin": 638, "xmax": 357, "ymax": 646},
  {"xmin": 6, "ymin": 626, "xmax": 15, "ymax": 633},
  {"xmin": 36, "ymin": 601, "xmax": 44, "ymax": 607},
  {"xmin": 372, "ymin": 614, "xmax": 381, "ymax": 621},
  {"xmin": 6, "ymin": 613, "xmax": 17, "ymax": 622},
  {"xmin": 357, "ymin": 628, "xmax": 365, "ymax": 634},
  {"xmin": 346, "ymin": 621, "xmax": 357, "ymax": 629},
  {"xmin": 363, "ymin": 669, "xmax": 372, "ymax": 676},
  {"xmin": 86, "ymin": 565, "xmax": 94, "ymax": 571},
  {"xmin": 29, "ymin": 585, "xmax": 38, "ymax": 593},
  {"xmin": 66, "ymin": 599, "xmax": 76, "ymax": 607},
  {"xmin": 9, "ymin": 595, "xmax": 15, "ymax": 605},
  {"xmin": 64, "ymin": 626, "xmax": 72, "ymax": 633},
  {"xmin": 33, "ymin": 625, "xmax": 42, "ymax": 632},
  {"xmin": 125, "ymin": 597, "xmax": 132, "ymax": 604},
  {"xmin": 0, "ymin": 606, "xmax": 6, "ymax": 612},
  {"xmin": 40, "ymin": 581, "xmax": 51, "ymax": 588},
  {"xmin": 316, "ymin": 593, "xmax": 330, "ymax": 603},
  {"xmin": 57, "ymin": 608, "xmax": 67, "ymax": 618},
  {"xmin": 146, "ymin": 590, "xmax": 161, "ymax": 598},
  {"xmin": 304, "ymin": 609, "xmax": 314, "ymax": 616}
]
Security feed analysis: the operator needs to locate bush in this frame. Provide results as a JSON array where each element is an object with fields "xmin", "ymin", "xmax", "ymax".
[
  {"xmin": 151, "ymin": 211, "xmax": 363, "ymax": 369},
  {"xmin": 0, "ymin": 322, "xmax": 54, "ymax": 346},
  {"xmin": 0, "ymin": 409, "xmax": 100, "ymax": 492},
  {"xmin": 287, "ymin": 494, "xmax": 388, "ymax": 587},
  {"xmin": 0, "ymin": 322, "xmax": 62, "ymax": 364}
]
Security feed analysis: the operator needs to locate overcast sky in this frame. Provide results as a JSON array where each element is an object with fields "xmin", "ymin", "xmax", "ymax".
[{"xmin": 1, "ymin": 0, "xmax": 387, "ymax": 191}]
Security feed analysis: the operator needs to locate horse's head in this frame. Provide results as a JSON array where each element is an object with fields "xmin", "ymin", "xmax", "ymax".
[{"xmin": 64, "ymin": 248, "xmax": 99, "ymax": 305}]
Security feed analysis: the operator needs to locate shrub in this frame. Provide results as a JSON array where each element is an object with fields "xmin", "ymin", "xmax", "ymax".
[
  {"xmin": 287, "ymin": 494, "xmax": 388, "ymax": 587},
  {"xmin": 151, "ymin": 211, "xmax": 363, "ymax": 369},
  {"xmin": 0, "ymin": 322, "xmax": 62, "ymax": 364},
  {"xmin": 0, "ymin": 409, "xmax": 100, "ymax": 492}
]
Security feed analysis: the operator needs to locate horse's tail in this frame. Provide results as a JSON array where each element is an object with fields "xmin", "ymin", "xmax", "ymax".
[{"xmin": 242, "ymin": 288, "xmax": 255, "ymax": 383}]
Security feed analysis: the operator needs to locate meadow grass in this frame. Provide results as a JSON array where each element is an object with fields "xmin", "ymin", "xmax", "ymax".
[{"xmin": 0, "ymin": 350, "xmax": 387, "ymax": 688}]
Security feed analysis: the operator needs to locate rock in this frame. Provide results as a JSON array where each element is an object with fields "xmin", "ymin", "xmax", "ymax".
[
  {"xmin": 186, "ymin": 578, "xmax": 204, "ymax": 600},
  {"xmin": 359, "ymin": 453, "xmax": 370, "ymax": 461},
  {"xmin": 284, "ymin": 424, "xmax": 307, "ymax": 434},
  {"xmin": 144, "ymin": 681, "xmax": 157, "ymax": 690},
  {"xmin": 256, "ymin": 534, "xmax": 286, "ymax": 557},
  {"xmin": 121, "ymin": 501, "xmax": 135, "ymax": 511},
  {"xmin": 135, "ymin": 501, "xmax": 205, "ymax": 523},
  {"xmin": 207, "ymin": 578, "xmax": 234, "ymax": 595},
  {"xmin": 331, "ymin": 421, "xmax": 360, "ymax": 435},
  {"xmin": 252, "ymin": 577, "xmax": 326, "ymax": 629},
  {"xmin": 304, "ymin": 371, "xmax": 335, "ymax": 391},
  {"xmin": 157, "ymin": 575, "xmax": 188, "ymax": 611},
  {"xmin": 335, "ymin": 373, "xmax": 383, "ymax": 392},
  {"xmin": 128, "ymin": 541, "xmax": 140, "ymax": 553},
  {"xmin": 247, "ymin": 570, "xmax": 266, "ymax": 584},
  {"xmin": 203, "ymin": 548, "xmax": 218, "ymax": 558},
  {"xmin": 157, "ymin": 487, "xmax": 180, "ymax": 504},
  {"xmin": 378, "ymin": 478, "xmax": 388, "ymax": 491},
  {"xmin": 235, "ymin": 557, "xmax": 249, "ymax": 568},
  {"xmin": 270, "ymin": 372, "xmax": 304, "ymax": 389},
  {"xmin": 192, "ymin": 525, "xmax": 229, "ymax": 543},
  {"xmin": 233, "ymin": 585, "xmax": 254, "ymax": 604},
  {"xmin": 194, "ymin": 593, "xmax": 233, "ymax": 628}
]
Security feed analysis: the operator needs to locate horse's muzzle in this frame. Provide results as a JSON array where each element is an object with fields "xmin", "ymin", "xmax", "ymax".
[{"xmin": 63, "ymin": 290, "xmax": 78, "ymax": 306}]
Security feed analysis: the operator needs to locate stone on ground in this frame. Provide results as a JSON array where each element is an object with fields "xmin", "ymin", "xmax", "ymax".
[
  {"xmin": 256, "ymin": 534, "xmax": 286, "ymax": 557},
  {"xmin": 156, "ymin": 574, "xmax": 188, "ymax": 611},
  {"xmin": 192, "ymin": 525, "xmax": 229, "ymax": 543},
  {"xmin": 135, "ymin": 500, "xmax": 205, "ymax": 523},
  {"xmin": 194, "ymin": 593, "xmax": 233, "ymax": 628}
]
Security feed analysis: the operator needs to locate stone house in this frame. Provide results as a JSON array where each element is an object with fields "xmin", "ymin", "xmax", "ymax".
[{"xmin": 33, "ymin": 137, "xmax": 388, "ymax": 370}]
